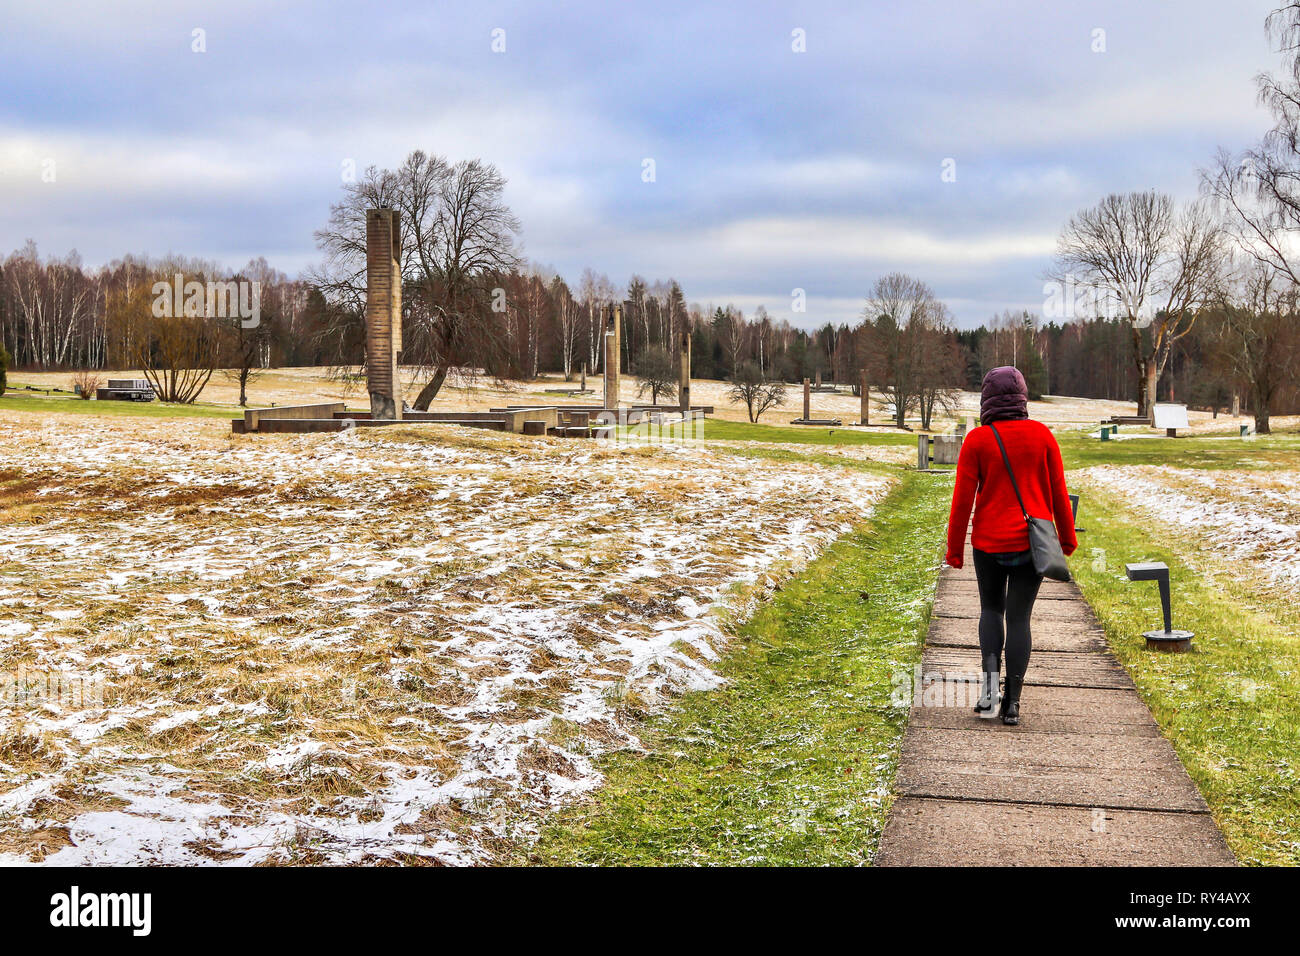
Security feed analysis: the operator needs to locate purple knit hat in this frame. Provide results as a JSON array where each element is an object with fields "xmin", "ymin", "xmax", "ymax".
[{"xmin": 980, "ymin": 366, "xmax": 1029, "ymax": 424}]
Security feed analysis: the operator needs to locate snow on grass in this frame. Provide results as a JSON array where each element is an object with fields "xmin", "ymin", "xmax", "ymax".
[
  {"xmin": 0, "ymin": 411, "xmax": 891, "ymax": 865},
  {"xmin": 1078, "ymin": 465, "xmax": 1300, "ymax": 595}
]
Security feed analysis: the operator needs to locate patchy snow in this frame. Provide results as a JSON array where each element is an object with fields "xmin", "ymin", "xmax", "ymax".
[
  {"xmin": 1079, "ymin": 465, "xmax": 1300, "ymax": 594},
  {"xmin": 0, "ymin": 411, "xmax": 891, "ymax": 865}
]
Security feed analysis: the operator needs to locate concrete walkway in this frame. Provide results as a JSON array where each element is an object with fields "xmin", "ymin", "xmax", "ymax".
[{"xmin": 876, "ymin": 543, "xmax": 1235, "ymax": 866}]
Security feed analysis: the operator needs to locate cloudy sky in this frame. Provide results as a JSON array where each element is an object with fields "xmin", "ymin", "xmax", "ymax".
[{"xmin": 0, "ymin": 0, "xmax": 1284, "ymax": 327}]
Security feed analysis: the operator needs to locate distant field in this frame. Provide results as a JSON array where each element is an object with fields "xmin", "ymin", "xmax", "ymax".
[
  {"xmin": 697, "ymin": 417, "xmax": 915, "ymax": 446},
  {"xmin": 5, "ymin": 365, "xmax": 1174, "ymax": 429}
]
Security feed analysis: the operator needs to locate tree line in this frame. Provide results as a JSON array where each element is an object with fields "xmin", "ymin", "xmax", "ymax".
[
  {"xmin": 7, "ymin": 2, "xmax": 1300, "ymax": 429},
  {"xmin": 3, "ymin": 227, "xmax": 1296, "ymax": 427},
  {"xmin": 0, "ymin": 244, "xmax": 332, "ymax": 402}
]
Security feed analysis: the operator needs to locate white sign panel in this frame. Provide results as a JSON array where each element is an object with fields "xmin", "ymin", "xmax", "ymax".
[{"xmin": 1151, "ymin": 403, "xmax": 1189, "ymax": 430}]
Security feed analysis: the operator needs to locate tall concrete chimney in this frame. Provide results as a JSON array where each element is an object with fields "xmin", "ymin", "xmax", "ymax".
[
  {"xmin": 366, "ymin": 208, "xmax": 402, "ymax": 420},
  {"xmin": 603, "ymin": 304, "xmax": 622, "ymax": 409},
  {"xmin": 678, "ymin": 328, "xmax": 691, "ymax": 412}
]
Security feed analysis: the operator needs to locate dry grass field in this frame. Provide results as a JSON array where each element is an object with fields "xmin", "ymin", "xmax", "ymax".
[{"xmin": 0, "ymin": 407, "xmax": 891, "ymax": 864}]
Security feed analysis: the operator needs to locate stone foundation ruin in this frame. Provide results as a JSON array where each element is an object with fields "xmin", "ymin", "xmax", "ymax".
[{"xmin": 234, "ymin": 218, "xmax": 712, "ymax": 437}]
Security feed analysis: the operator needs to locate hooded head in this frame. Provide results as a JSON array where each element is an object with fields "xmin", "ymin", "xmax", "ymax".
[{"xmin": 980, "ymin": 366, "xmax": 1029, "ymax": 424}]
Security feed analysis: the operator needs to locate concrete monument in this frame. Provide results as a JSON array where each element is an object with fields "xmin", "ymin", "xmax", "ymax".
[
  {"xmin": 603, "ymin": 304, "xmax": 622, "ymax": 408},
  {"xmin": 678, "ymin": 329, "xmax": 691, "ymax": 412},
  {"xmin": 366, "ymin": 208, "xmax": 402, "ymax": 420}
]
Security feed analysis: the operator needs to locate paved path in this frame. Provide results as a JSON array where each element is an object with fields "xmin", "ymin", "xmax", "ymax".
[{"xmin": 876, "ymin": 542, "xmax": 1235, "ymax": 866}]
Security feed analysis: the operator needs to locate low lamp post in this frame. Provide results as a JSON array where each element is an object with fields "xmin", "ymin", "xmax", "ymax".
[{"xmin": 1125, "ymin": 562, "xmax": 1194, "ymax": 652}]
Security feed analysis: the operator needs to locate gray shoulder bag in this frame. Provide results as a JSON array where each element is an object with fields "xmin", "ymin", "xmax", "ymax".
[{"xmin": 988, "ymin": 423, "xmax": 1071, "ymax": 581}]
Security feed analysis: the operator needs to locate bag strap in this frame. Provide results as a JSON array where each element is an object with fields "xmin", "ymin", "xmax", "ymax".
[{"xmin": 988, "ymin": 423, "xmax": 1030, "ymax": 521}]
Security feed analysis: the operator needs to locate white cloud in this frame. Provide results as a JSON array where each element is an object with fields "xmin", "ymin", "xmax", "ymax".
[
  {"xmin": 0, "ymin": 0, "xmax": 1285, "ymax": 329},
  {"xmin": 701, "ymin": 216, "xmax": 1056, "ymax": 267}
]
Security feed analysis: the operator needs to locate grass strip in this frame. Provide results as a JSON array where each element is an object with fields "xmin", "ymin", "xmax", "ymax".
[
  {"xmin": 1, "ymin": 392, "xmax": 239, "ymax": 419},
  {"xmin": 696, "ymin": 418, "xmax": 915, "ymax": 447},
  {"xmin": 1069, "ymin": 482, "xmax": 1300, "ymax": 865},
  {"xmin": 525, "ymin": 472, "xmax": 948, "ymax": 865}
]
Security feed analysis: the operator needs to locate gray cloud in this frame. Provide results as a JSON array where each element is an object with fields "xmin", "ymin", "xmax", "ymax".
[{"xmin": 0, "ymin": 0, "xmax": 1280, "ymax": 327}]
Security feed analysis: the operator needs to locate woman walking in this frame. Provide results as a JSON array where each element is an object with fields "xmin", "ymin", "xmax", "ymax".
[{"xmin": 945, "ymin": 367, "xmax": 1077, "ymax": 725}]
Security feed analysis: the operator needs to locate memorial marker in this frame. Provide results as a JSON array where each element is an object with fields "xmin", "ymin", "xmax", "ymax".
[{"xmin": 365, "ymin": 207, "xmax": 402, "ymax": 421}]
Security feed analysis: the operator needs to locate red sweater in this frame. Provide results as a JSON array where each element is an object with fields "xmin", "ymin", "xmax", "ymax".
[{"xmin": 945, "ymin": 419, "xmax": 1077, "ymax": 568}]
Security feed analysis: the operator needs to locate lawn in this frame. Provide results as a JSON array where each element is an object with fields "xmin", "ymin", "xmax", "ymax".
[
  {"xmin": 1067, "ymin": 484, "xmax": 1300, "ymax": 865},
  {"xmin": 698, "ymin": 417, "xmax": 916, "ymax": 447},
  {"xmin": 1059, "ymin": 426, "xmax": 1300, "ymax": 865},
  {"xmin": 616, "ymin": 414, "xmax": 918, "ymax": 476},
  {"xmin": 1056, "ymin": 424, "xmax": 1300, "ymax": 470},
  {"xmin": 707, "ymin": 442, "xmax": 906, "ymax": 477},
  {"xmin": 0, "ymin": 390, "xmax": 239, "ymax": 420},
  {"xmin": 525, "ymin": 473, "xmax": 947, "ymax": 865}
]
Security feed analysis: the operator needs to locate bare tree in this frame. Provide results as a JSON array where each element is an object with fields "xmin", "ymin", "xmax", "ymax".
[
  {"xmin": 551, "ymin": 275, "xmax": 580, "ymax": 380},
  {"xmin": 519, "ymin": 266, "xmax": 549, "ymax": 379},
  {"xmin": 1199, "ymin": 5, "xmax": 1300, "ymax": 286},
  {"xmin": 633, "ymin": 347, "xmax": 678, "ymax": 404},
  {"xmin": 863, "ymin": 272, "xmax": 940, "ymax": 428},
  {"xmin": 139, "ymin": 317, "xmax": 219, "ymax": 403},
  {"xmin": 713, "ymin": 306, "xmax": 747, "ymax": 376},
  {"xmin": 914, "ymin": 300, "xmax": 964, "ymax": 430},
  {"xmin": 726, "ymin": 361, "xmax": 787, "ymax": 422},
  {"xmin": 312, "ymin": 151, "xmax": 522, "ymax": 409},
  {"xmin": 1195, "ymin": 6, "xmax": 1300, "ymax": 433},
  {"xmin": 221, "ymin": 309, "xmax": 271, "ymax": 406},
  {"xmin": 72, "ymin": 370, "xmax": 101, "ymax": 399},
  {"xmin": 112, "ymin": 276, "xmax": 220, "ymax": 404},
  {"xmin": 1, "ymin": 243, "xmax": 97, "ymax": 369},
  {"xmin": 1206, "ymin": 259, "xmax": 1300, "ymax": 433},
  {"xmin": 753, "ymin": 305, "xmax": 773, "ymax": 374},
  {"xmin": 221, "ymin": 258, "xmax": 280, "ymax": 406},
  {"xmin": 578, "ymin": 268, "xmax": 615, "ymax": 374},
  {"xmin": 1052, "ymin": 192, "xmax": 1223, "ymax": 417}
]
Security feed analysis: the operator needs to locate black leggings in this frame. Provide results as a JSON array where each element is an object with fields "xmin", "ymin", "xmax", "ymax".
[{"xmin": 973, "ymin": 548, "xmax": 1043, "ymax": 680}]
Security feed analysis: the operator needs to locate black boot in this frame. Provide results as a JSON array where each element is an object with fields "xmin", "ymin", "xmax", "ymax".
[
  {"xmin": 973, "ymin": 653, "xmax": 1000, "ymax": 718},
  {"xmin": 1000, "ymin": 674, "xmax": 1023, "ymax": 726}
]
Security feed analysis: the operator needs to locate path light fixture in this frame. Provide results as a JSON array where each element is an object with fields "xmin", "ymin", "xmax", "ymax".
[{"xmin": 1125, "ymin": 562, "xmax": 1194, "ymax": 652}]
